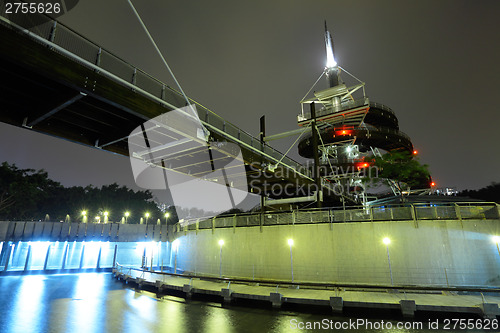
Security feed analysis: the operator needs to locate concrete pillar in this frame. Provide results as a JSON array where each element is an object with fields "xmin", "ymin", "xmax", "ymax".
[
  {"xmin": 43, "ymin": 243, "xmax": 51, "ymax": 270},
  {"xmin": 270, "ymin": 292, "xmax": 282, "ymax": 309},
  {"xmin": 24, "ymin": 244, "xmax": 31, "ymax": 271},
  {"xmin": 221, "ymin": 288, "xmax": 233, "ymax": 304},
  {"xmin": 135, "ymin": 277, "xmax": 145, "ymax": 289},
  {"xmin": 112, "ymin": 244, "xmax": 118, "ymax": 268},
  {"xmin": 79, "ymin": 243, "xmax": 85, "ymax": 269},
  {"xmin": 96, "ymin": 247, "xmax": 102, "ymax": 269},
  {"xmin": 61, "ymin": 243, "xmax": 68, "ymax": 270},
  {"xmin": 155, "ymin": 280, "xmax": 165, "ymax": 298},
  {"xmin": 399, "ymin": 300, "xmax": 416, "ymax": 318},
  {"xmin": 183, "ymin": 284, "xmax": 193, "ymax": 299},
  {"xmin": 330, "ymin": 296, "xmax": 343, "ymax": 313},
  {"xmin": 480, "ymin": 303, "xmax": 499, "ymax": 319}
]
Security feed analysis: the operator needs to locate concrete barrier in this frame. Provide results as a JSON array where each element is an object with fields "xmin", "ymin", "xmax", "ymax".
[{"xmin": 173, "ymin": 219, "xmax": 500, "ymax": 287}]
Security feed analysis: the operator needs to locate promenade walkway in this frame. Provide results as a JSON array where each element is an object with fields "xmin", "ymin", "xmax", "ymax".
[{"xmin": 113, "ymin": 266, "xmax": 500, "ymax": 320}]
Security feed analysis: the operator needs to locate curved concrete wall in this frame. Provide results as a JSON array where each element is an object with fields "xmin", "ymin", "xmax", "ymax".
[{"xmin": 173, "ymin": 219, "xmax": 500, "ymax": 286}]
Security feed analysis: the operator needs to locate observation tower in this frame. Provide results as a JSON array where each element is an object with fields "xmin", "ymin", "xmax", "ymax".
[{"xmin": 297, "ymin": 23, "xmax": 416, "ymax": 204}]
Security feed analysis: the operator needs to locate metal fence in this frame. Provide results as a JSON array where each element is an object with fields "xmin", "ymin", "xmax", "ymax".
[{"xmin": 177, "ymin": 202, "xmax": 500, "ymax": 231}]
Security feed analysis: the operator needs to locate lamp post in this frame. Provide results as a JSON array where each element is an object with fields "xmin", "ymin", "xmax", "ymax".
[
  {"xmin": 383, "ymin": 237, "xmax": 393, "ymax": 286},
  {"xmin": 218, "ymin": 239, "xmax": 224, "ymax": 278},
  {"xmin": 124, "ymin": 212, "xmax": 130, "ymax": 224},
  {"xmin": 165, "ymin": 212, "xmax": 170, "ymax": 224},
  {"xmin": 81, "ymin": 211, "xmax": 87, "ymax": 223},
  {"xmin": 145, "ymin": 213, "xmax": 150, "ymax": 225},
  {"xmin": 288, "ymin": 239, "xmax": 294, "ymax": 283},
  {"xmin": 104, "ymin": 211, "xmax": 109, "ymax": 223}
]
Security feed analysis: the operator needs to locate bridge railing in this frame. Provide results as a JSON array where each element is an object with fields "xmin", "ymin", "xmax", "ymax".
[
  {"xmin": 0, "ymin": 220, "xmax": 173, "ymax": 242},
  {"xmin": 0, "ymin": 7, "xmax": 309, "ymax": 178},
  {"xmin": 175, "ymin": 202, "xmax": 500, "ymax": 230}
]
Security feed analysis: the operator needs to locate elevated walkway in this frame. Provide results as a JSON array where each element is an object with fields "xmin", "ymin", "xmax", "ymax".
[{"xmin": 0, "ymin": 8, "xmax": 319, "ymax": 198}]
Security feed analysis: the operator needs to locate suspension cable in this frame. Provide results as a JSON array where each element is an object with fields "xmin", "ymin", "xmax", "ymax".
[
  {"xmin": 127, "ymin": 0, "xmax": 191, "ymax": 108},
  {"xmin": 300, "ymin": 71, "xmax": 325, "ymax": 102},
  {"xmin": 272, "ymin": 122, "xmax": 312, "ymax": 168}
]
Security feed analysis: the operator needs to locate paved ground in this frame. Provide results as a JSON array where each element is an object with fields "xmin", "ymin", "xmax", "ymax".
[{"xmin": 114, "ymin": 268, "xmax": 500, "ymax": 319}]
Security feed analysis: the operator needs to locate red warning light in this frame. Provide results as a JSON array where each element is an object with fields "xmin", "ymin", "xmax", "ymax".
[
  {"xmin": 334, "ymin": 129, "xmax": 352, "ymax": 136},
  {"xmin": 413, "ymin": 150, "xmax": 418, "ymax": 155},
  {"xmin": 356, "ymin": 162, "xmax": 370, "ymax": 169},
  {"xmin": 430, "ymin": 182, "xmax": 436, "ymax": 187}
]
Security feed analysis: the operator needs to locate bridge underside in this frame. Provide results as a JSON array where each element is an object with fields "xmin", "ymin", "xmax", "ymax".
[{"xmin": 0, "ymin": 15, "xmax": 318, "ymax": 201}]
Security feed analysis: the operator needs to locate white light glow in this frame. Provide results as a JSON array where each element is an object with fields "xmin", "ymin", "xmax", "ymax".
[
  {"xmin": 325, "ymin": 31, "xmax": 337, "ymax": 68},
  {"xmin": 288, "ymin": 239, "xmax": 294, "ymax": 246},
  {"xmin": 383, "ymin": 237, "xmax": 391, "ymax": 245},
  {"xmin": 172, "ymin": 239, "xmax": 179, "ymax": 251}
]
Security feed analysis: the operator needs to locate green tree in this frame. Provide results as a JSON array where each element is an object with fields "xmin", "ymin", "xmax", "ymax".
[
  {"xmin": 0, "ymin": 162, "xmax": 62, "ymax": 220},
  {"xmin": 0, "ymin": 162, "xmax": 165, "ymax": 222},
  {"xmin": 459, "ymin": 182, "xmax": 500, "ymax": 203},
  {"xmin": 363, "ymin": 151, "xmax": 431, "ymax": 193}
]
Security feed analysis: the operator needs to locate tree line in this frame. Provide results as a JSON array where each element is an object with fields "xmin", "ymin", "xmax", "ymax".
[
  {"xmin": 0, "ymin": 162, "xmax": 177, "ymax": 224},
  {"xmin": 458, "ymin": 182, "xmax": 500, "ymax": 203}
]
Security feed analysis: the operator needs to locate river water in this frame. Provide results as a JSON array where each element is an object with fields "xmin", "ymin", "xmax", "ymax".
[{"xmin": 0, "ymin": 273, "xmax": 491, "ymax": 332}]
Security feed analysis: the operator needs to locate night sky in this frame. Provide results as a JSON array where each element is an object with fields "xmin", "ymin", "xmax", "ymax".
[{"xmin": 0, "ymin": 0, "xmax": 499, "ymax": 192}]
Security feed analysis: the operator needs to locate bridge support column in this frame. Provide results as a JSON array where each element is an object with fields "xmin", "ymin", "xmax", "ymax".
[
  {"xmin": 259, "ymin": 115, "xmax": 266, "ymax": 222},
  {"xmin": 310, "ymin": 103, "xmax": 322, "ymax": 209},
  {"xmin": 183, "ymin": 284, "xmax": 193, "ymax": 299},
  {"xmin": 1, "ymin": 242, "xmax": 12, "ymax": 271},
  {"xmin": 43, "ymin": 243, "xmax": 51, "ymax": 270},
  {"xmin": 24, "ymin": 244, "xmax": 32, "ymax": 271},
  {"xmin": 221, "ymin": 288, "xmax": 233, "ymax": 304},
  {"xmin": 79, "ymin": 243, "xmax": 85, "ymax": 269},
  {"xmin": 112, "ymin": 244, "xmax": 118, "ymax": 268},
  {"xmin": 480, "ymin": 303, "xmax": 499, "ymax": 319},
  {"xmin": 61, "ymin": 242, "xmax": 68, "ymax": 270},
  {"xmin": 399, "ymin": 300, "xmax": 416, "ymax": 318},
  {"xmin": 330, "ymin": 296, "xmax": 343, "ymax": 313},
  {"xmin": 270, "ymin": 292, "xmax": 283, "ymax": 309}
]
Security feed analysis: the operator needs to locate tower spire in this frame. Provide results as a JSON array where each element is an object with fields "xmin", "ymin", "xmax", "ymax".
[
  {"xmin": 324, "ymin": 21, "xmax": 337, "ymax": 68},
  {"xmin": 324, "ymin": 21, "xmax": 340, "ymax": 88}
]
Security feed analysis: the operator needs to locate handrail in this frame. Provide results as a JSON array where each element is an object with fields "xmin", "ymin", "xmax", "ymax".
[
  {"xmin": 299, "ymin": 100, "xmax": 396, "ymax": 121},
  {"xmin": 175, "ymin": 201, "xmax": 499, "ymax": 226},
  {"xmin": 0, "ymin": 9, "xmax": 307, "ymax": 177}
]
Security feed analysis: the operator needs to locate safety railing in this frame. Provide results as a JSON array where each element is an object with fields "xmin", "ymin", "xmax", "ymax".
[
  {"xmin": 0, "ymin": 4, "xmax": 307, "ymax": 177},
  {"xmin": 176, "ymin": 202, "xmax": 500, "ymax": 229},
  {"xmin": 299, "ymin": 99, "xmax": 397, "ymax": 122}
]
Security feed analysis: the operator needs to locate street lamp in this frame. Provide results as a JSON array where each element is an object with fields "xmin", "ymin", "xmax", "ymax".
[
  {"xmin": 383, "ymin": 237, "xmax": 393, "ymax": 286},
  {"xmin": 124, "ymin": 212, "xmax": 130, "ymax": 224},
  {"xmin": 104, "ymin": 211, "xmax": 109, "ymax": 223},
  {"xmin": 165, "ymin": 212, "xmax": 170, "ymax": 224},
  {"xmin": 288, "ymin": 239, "xmax": 294, "ymax": 283},
  {"xmin": 218, "ymin": 239, "xmax": 224, "ymax": 278},
  {"xmin": 81, "ymin": 210, "xmax": 87, "ymax": 223},
  {"xmin": 145, "ymin": 213, "xmax": 150, "ymax": 225}
]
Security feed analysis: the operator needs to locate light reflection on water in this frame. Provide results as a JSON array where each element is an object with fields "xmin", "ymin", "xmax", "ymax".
[{"xmin": 0, "ymin": 273, "xmax": 482, "ymax": 333}]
